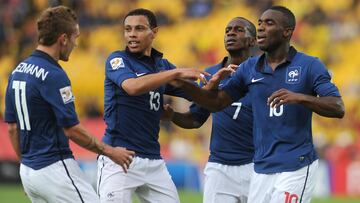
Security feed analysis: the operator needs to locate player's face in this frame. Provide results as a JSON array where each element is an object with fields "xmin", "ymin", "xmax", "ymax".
[
  {"xmin": 224, "ymin": 18, "xmax": 252, "ymax": 52},
  {"xmin": 124, "ymin": 15, "xmax": 156, "ymax": 55},
  {"xmin": 60, "ymin": 24, "xmax": 80, "ymax": 61},
  {"xmin": 257, "ymin": 10, "xmax": 287, "ymax": 52}
]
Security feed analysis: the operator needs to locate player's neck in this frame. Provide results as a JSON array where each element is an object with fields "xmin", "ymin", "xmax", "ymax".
[
  {"xmin": 226, "ymin": 50, "xmax": 250, "ymax": 66},
  {"xmin": 36, "ymin": 44, "xmax": 60, "ymax": 62},
  {"xmin": 265, "ymin": 43, "xmax": 290, "ymax": 70}
]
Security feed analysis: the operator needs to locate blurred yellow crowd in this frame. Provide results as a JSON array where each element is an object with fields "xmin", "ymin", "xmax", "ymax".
[{"xmin": 1, "ymin": 0, "xmax": 360, "ymax": 163}]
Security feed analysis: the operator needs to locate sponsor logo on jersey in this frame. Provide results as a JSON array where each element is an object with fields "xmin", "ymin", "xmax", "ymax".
[
  {"xmin": 135, "ymin": 72, "xmax": 146, "ymax": 77},
  {"xmin": 286, "ymin": 66, "xmax": 301, "ymax": 84},
  {"xmin": 59, "ymin": 86, "xmax": 75, "ymax": 104},
  {"xmin": 251, "ymin": 77, "xmax": 264, "ymax": 83},
  {"xmin": 110, "ymin": 57, "xmax": 125, "ymax": 70}
]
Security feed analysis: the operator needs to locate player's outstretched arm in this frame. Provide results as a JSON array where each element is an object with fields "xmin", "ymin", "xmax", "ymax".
[
  {"xmin": 268, "ymin": 88, "xmax": 345, "ymax": 118},
  {"xmin": 7, "ymin": 123, "xmax": 21, "ymax": 161},
  {"xmin": 63, "ymin": 124, "xmax": 135, "ymax": 172},
  {"xmin": 162, "ymin": 104, "xmax": 204, "ymax": 129},
  {"xmin": 122, "ymin": 68, "xmax": 209, "ymax": 96},
  {"xmin": 171, "ymin": 79, "xmax": 233, "ymax": 112}
]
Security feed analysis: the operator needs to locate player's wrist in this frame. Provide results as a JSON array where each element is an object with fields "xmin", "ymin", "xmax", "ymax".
[{"xmin": 100, "ymin": 143, "xmax": 112, "ymax": 156}]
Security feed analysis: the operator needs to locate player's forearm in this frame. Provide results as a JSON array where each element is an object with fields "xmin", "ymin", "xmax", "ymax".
[
  {"xmin": 176, "ymin": 79, "xmax": 232, "ymax": 112},
  {"xmin": 8, "ymin": 123, "xmax": 21, "ymax": 161},
  {"xmin": 300, "ymin": 95, "xmax": 345, "ymax": 118},
  {"xmin": 122, "ymin": 70, "xmax": 180, "ymax": 96},
  {"xmin": 172, "ymin": 112, "xmax": 203, "ymax": 129},
  {"xmin": 64, "ymin": 124, "xmax": 110, "ymax": 155}
]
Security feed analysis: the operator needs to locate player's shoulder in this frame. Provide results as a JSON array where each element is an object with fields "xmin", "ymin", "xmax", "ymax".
[
  {"xmin": 244, "ymin": 55, "xmax": 261, "ymax": 66},
  {"xmin": 204, "ymin": 62, "xmax": 222, "ymax": 75},
  {"xmin": 236, "ymin": 56, "xmax": 260, "ymax": 75},
  {"xmin": 106, "ymin": 50, "xmax": 128, "ymax": 62},
  {"xmin": 108, "ymin": 50, "xmax": 127, "ymax": 59},
  {"xmin": 46, "ymin": 67, "xmax": 69, "ymax": 83},
  {"xmin": 106, "ymin": 50, "xmax": 128, "ymax": 70},
  {"xmin": 293, "ymin": 51, "xmax": 324, "ymax": 67}
]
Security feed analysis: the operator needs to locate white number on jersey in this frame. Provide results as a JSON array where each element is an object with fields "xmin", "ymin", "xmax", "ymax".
[
  {"xmin": 269, "ymin": 105, "xmax": 283, "ymax": 117},
  {"xmin": 149, "ymin": 91, "xmax": 160, "ymax": 111},
  {"xmin": 12, "ymin": 80, "xmax": 31, "ymax": 131},
  {"xmin": 231, "ymin": 102, "xmax": 242, "ymax": 119}
]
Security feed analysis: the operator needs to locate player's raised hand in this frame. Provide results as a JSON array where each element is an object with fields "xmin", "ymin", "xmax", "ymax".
[
  {"xmin": 161, "ymin": 104, "xmax": 174, "ymax": 121},
  {"xmin": 226, "ymin": 64, "xmax": 239, "ymax": 71},
  {"xmin": 107, "ymin": 146, "xmax": 135, "ymax": 173},
  {"xmin": 267, "ymin": 88, "xmax": 304, "ymax": 108},
  {"xmin": 208, "ymin": 66, "xmax": 236, "ymax": 85}
]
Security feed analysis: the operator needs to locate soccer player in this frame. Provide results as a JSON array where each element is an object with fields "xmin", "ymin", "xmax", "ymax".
[
  {"xmin": 97, "ymin": 8, "xmax": 206, "ymax": 203},
  {"xmin": 162, "ymin": 17, "xmax": 256, "ymax": 203},
  {"xmin": 4, "ymin": 6, "xmax": 135, "ymax": 203},
  {"xmin": 169, "ymin": 6, "xmax": 345, "ymax": 203}
]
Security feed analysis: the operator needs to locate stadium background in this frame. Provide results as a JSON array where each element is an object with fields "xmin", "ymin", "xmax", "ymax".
[{"xmin": 0, "ymin": 0, "xmax": 360, "ymax": 202}]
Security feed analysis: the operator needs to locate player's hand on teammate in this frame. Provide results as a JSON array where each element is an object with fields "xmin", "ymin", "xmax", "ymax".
[
  {"xmin": 175, "ymin": 68, "xmax": 210, "ymax": 84},
  {"xmin": 107, "ymin": 146, "xmax": 135, "ymax": 173},
  {"xmin": 207, "ymin": 65, "xmax": 236, "ymax": 86},
  {"xmin": 267, "ymin": 88, "xmax": 304, "ymax": 108},
  {"xmin": 161, "ymin": 104, "xmax": 174, "ymax": 121}
]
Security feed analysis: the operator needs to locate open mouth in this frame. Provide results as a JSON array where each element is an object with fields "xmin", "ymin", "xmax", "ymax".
[{"xmin": 128, "ymin": 41, "xmax": 140, "ymax": 48}]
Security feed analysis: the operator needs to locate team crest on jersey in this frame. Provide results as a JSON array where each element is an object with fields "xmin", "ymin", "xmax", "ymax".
[
  {"xmin": 59, "ymin": 86, "xmax": 75, "ymax": 104},
  {"xmin": 286, "ymin": 66, "xmax": 301, "ymax": 84},
  {"xmin": 110, "ymin": 57, "xmax": 125, "ymax": 70}
]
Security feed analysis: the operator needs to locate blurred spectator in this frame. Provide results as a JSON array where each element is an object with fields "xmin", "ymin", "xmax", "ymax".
[{"xmin": 185, "ymin": 0, "xmax": 213, "ymax": 18}]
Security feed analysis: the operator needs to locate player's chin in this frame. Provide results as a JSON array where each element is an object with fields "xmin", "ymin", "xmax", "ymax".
[
  {"xmin": 59, "ymin": 55, "xmax": 69, "ymax": 62},
  {"xmin": 127, "ymin": 46, "xmax": 142, "ymax": 54},
  {"xmin": 226, "ymin": 45, "xmax": 243, "ymax": 53},
  {"xmin": 258, "ymin": 44, "xmax": 269, "ymax": 52}
]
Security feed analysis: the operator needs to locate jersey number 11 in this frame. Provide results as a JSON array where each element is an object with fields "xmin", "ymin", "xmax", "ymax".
[{"xmin": 12, "ymin": 80, "xmax": 31, "ymax": 131}]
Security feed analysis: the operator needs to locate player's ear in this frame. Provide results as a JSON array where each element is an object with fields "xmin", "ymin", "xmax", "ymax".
[
  {"xmin": 283, "ymin": 27, "xmax": 293, "ymax": 40},
  {"xmin": 249, "ymin": 37, "xmax": 256, "ymax": 47},
  {"xmin": 59, "ymin": 33, "xmax": 68, "ymax": 46},
  {"xmin": 151, "ymin": 27, "xmax": 159, "ymax": 38}
]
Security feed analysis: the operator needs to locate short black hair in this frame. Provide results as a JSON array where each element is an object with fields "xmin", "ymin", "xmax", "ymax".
[
  {"xmin": 235, "ymin": 17, "xmax": 256, "ymax": 37},
  {"xmin": 124, "ymin": 8, "xmax": 157, "ymax": 28},
  {"xmin": 268, "ymin": 6, "xmax": 296, "ymax": 29}
]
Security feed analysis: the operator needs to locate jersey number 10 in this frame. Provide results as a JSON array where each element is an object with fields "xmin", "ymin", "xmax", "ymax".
[
  {"xmin": 12, "ymin": 80, "xmax": 31, "ymax": 131},
  {"xmin": 269, "ymin": 105, "xmax": 284, "ymax": 117}
]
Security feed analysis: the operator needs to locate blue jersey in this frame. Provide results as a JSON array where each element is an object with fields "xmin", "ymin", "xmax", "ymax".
[
  {"xmin": 222, "ymin": 47, "xmax": 341, "ymax": 173},
  {"xmin": 103, "ymin": 48, "xmax": 187, "ymax": 159},
  {"xmin": 190, "ymin": 57, "xmax": 254, "ymax": 165},
  {"xmin": 4, "ymin": 50, "xmax": 78, "ymax": 170}
]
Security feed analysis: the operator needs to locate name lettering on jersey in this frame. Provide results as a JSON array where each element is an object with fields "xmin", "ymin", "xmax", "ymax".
[
  {"xmin": 59, "ymin": 86, "xmax": 75, "ymax": 104},
  {"xmin": 110, "ymin": 57, "xmax": 125, "ymax": 70},
  {"xmin": 12, "ymin": 62, "xmax": 49, "ymax": 81},
  {"xmin": 286, "ymin": 66, "xmax": 301, "ymax": 84}
]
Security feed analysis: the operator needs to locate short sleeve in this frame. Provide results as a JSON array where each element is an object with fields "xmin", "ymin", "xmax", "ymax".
[
  {"xmin": 310, "ymin": 59, "xmax": 341, "ymax": 97},
  {"xmin": 105, "ymin": 52, "xmax": 136, "ymax": 87},
  {"xmin": 4, "ymin": 76, "xmax": 17, "ymax": 123},
  {"xmin": 40, "ymin": 71, "xmax": 79, "ymax": 127},
  {"xmin": 222, "ymin": 63, "xmax": 248, "ymax": 102}
]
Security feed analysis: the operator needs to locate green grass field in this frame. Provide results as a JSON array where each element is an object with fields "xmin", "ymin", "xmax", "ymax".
[{"xmin": 1, "ymin": 184, "xmax": 360, "ymax": 203}]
